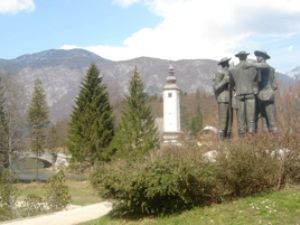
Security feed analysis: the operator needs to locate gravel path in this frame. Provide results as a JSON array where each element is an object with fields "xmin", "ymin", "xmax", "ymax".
[{"xmin": 1, "ymin": 201, "xmax": 112, "ymax": 225}]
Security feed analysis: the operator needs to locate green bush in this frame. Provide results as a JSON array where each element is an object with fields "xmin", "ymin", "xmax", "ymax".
[
  {"xmin": 285, "ymin": 150, "xmax": 300, "ymax": 183},
  {"xmin": 91, "ymin": 148, "xmax": 220, "ymax": 216},
  {"xmin": 0, "ymin": 170, "xmax": 16, "ymax": 221},
  {"xmin": 91, "ymin": 135, "xmax": 299, "ymax": 217},
  {"xmin": 280, "ymin": 133, "xmax": 300, "ymax": 184},
  {"xmin": 216, "ymin": 136, "xmax": 281, "ymax": 197},
  {"xmin": 46, "ymin": 170, "xmax": 71, "ymax": 210}
]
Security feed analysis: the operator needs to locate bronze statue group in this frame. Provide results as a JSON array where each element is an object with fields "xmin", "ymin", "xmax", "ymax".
[{"xmin": 213, "ymin": 50, "xmax": 278, "ymax": 140}]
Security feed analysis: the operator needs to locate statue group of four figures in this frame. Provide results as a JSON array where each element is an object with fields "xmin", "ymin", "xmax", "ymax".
[{"xmin": 213, "ymin": 50, "xmax": 279, "ymax": 140}]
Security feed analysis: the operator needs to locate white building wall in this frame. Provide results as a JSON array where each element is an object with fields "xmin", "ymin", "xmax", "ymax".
[{"xmin": 163, "ymin": 89, "xmax": 181, "ymax": 132}]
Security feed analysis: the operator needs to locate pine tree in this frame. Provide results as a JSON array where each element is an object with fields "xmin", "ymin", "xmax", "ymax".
[
  {"xmin": 0, "ymin": 170, "xmax": 16, "ymax": 220},
  {"xmin": 118, "ymin": 67, "xmax": 158, "ymax": 158},
  {"xmin": 0, "ymin": 77, "xmax": 8, "ymax": 169},
  {"xmin": 67, "ymin": 64, "xmax": 114, "ymax": 164},
  {"xmin": 0, "ymin": 77, "xmax": 16, "ymax": 218},
  {"xmin": 28, "ymin": 79, "xmax": 49, "ymax": 154},
  {"xmin": 189, "ymin": 103, "xmax": 203, "ymax": 137},
  {"xmin": 28, "ymin": 79, "xmax": 49, "ymax": 181},
  {"xmin": 46, "ymin": 170, "xmax": 71, "ymax": 210}
]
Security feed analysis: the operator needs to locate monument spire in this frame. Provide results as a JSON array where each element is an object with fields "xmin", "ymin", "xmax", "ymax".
[
  {"xmin": 163, "ymin": 65, "xmax": 182, "ymax": 144},
  {"xmin": 166, "ymin": 65, "xmax": 176, "ymax": 84}
]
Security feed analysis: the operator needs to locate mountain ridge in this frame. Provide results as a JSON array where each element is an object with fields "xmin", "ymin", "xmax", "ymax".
[{"xmin": 0, "ymin": 49, "xmax": 294, "ymax": 121}]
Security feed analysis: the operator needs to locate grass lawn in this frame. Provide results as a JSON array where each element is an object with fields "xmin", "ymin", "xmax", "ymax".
[
  {"xmin": 84, "ymin": 186, "xmax": 300, "ymax": 225},
  {"xmin": 16, "ymin": 179, "xmax": 101, "ymax": 206}
]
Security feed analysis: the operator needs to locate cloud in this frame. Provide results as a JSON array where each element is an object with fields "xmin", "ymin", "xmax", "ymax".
[
  {"xmin": 287, "ymin": 45, "xmax": 294, "ymax": 52},
  {"xmin": 0, "ymin": 0, "xmax": 35, "ymax": 14},
  {"xmin": 113, "ymin": 0, "xmax": 141, "ymax": 7},
  {"xmin": 62, "ymin": 0, "xmax": 300, "ymax": 66}
]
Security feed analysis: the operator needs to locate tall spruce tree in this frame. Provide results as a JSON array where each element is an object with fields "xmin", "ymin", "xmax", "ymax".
[
  {"xmin": 67, "ymin": 64, "xmax": 114, "ymax": 163},
  {"xmin": 0, "ymin": 77, "xmax": 8, "ymax": 169},
  {"xmin": 28, "ymin": 79, "xmax": 49, "ymax": 180},
  {"xmin": 28, "ymin": 79, "xmax": 49, "ymax": 154},
  {"xmin": 118, "ymin": 67, "xmax": 158, "ymax": 157},
  {"xmin": 0, "ymin": 77, "xmax": 18, "ymax": 217}
]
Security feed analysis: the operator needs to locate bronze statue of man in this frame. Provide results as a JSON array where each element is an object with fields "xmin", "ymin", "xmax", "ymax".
[
  {"xmin": 254, "ymin": 50, "xmax": 279, "ymax": 133},
  {"xmin": 213, "ymin": 57, "xmax": 233, "ymax": 140},
  {"xmin": 231, "ymin": 51, "xmax": 259, "ymax": 137}
]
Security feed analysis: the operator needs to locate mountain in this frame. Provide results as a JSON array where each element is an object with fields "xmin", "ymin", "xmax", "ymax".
[
  {"xmin": 0, "ymin": 49, "xmax": 294, "ymax": 121},
  {"xmin": 287, "ymin": 66, "xmax": 300, "ymax": 80}
]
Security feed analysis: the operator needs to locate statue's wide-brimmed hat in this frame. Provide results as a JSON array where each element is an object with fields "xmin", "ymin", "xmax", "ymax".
[
  {"xmin": 235, "ymin": 51, "xmax": 250, "ymax": 57},
  {"xmin": 254, "ymin": 50, "xmax": 270, "ymax": 59},
  {"xmin": 218, "ymin": 57, "xmax": 231, "ymax": 65}
]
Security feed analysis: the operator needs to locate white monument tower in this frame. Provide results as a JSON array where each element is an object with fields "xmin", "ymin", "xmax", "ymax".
[{"xmin": 163, "ymin": 65, "xmax": 182, "ymax": 143}]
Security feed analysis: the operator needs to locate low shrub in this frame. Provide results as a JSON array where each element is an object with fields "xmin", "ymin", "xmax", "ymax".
[
  {"xmin": 285, "ymin": 151, "xmax": 300, "ymax": 183},
  {"xmin": 216, "ymin": 136, "xmax": 281, "ymax": 197},
  {"xmin": 91, "ymin": 148, "xmax": 220, "ymax": 216},
  {"xmin": 280, "ymin": 132, "xmax": 300, "ymax": 184},
  {"xmin": 91, "ymin": 134, "xmax": 299, "ymax": 217}
]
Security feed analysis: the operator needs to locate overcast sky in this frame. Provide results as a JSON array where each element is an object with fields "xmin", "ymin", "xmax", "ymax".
[{"xmin": 1, "ymin": 0, "xmax": 300, "ymax": 72}]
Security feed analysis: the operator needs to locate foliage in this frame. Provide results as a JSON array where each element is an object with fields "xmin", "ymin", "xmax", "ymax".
[
  {"xmin": 22, "ymin": 194, "xmax": 46, "ymax": 217},
  {"xmin": 285, "ymin": 150, "xmax": 300, "ymax": 183},
  {"xmin": 189, "ymin": 103, "xmax": 203, "ymax": 136},
  {"xmin": 180, "ymin": 91, "xmax": 209, "ymax": 133},
  {"xmin": 0, "ymin": 77, "xmax": 8, "ymax": 169},
  {"xmin": 91, "ymin": 147, "xmax": 220, "ymax": 216},
  {"xmin": 0, "ymin": 170, "xmax": 16, "ymax": 221},
  {"xmin": 216, "ymin": 136, "xmax": 281, "ymax": 197},
  {"xmin": 2, "ymin": 75, "xmax": 28, "ymax": 170},
  {"xmin": 47, "ymin": 119, "xmax": 69, "ymax": 150},
  {"xmin": 0, "ymin": 78, "xmax": 14, "ymax": 221},
  {"xmin": 279, "ymin": 132, "xmax": 300, "ymax": 184},
  {"xmin": 46, "ymin": 170, "xmax": 71, "ymax": 210},
  {"xmin": 67, "ymin": 64, "xmax": 114, "ymax": 164},
  {"xmin": 91, "ymin": 134, "xmax": 299, "ymax": 217},
  {"xmin": 117, "ymin": 67, "xmax": 158, "ymax": 158},
  {"xmin": 28, "ymin": 79, "xmax": 49, "ymax": 154}
]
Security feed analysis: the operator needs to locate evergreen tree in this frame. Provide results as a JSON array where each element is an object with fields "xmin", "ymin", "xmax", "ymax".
[
  {"xmin": 28, "ymin": 79, "xmax": 49, "ymax": 181},
  {"xmin": 189, "ymin": 103, "xmax": 203, "ymax": 136},
  {"xmin": 0, "ymin": 77, "xmax": 16, "ymax": 218},
  {"xmin": 118, "ymin": 67, "xmax": 158, "ymax": 157},
  {"xmin": 0, "ymin": 77, "xmax": 8, "ymax": 169},
  {"xmin": 28, "ymin": 79, "xmax": 49, "ymax": 154},
  {"xmin": 0, "ymin": 170, "xmax": 16, "ymax": 221},
  {"xmin": 67, "ymin": 64, "xmax": 114, "ymax": 163},
  {"xmin": 46, "ymin": 170, "xmax": 71, "ymax": 210}
]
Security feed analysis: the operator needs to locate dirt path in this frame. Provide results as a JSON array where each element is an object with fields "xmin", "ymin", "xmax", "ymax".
[{"xmin": 1, "ymin": 201, "xmax": 112, "ymax": 225}]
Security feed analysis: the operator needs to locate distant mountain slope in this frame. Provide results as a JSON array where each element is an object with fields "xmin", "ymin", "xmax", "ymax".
[
  {"xmin": 0, "ymin": 49, "xmax": 293, "ymax": 121},
  {"xmin": 287, "ymin": 66, "xmax": 300, "ymax": 80},
  {"xmin": 15, "ymin": 49, "xmax": 111, "ymax": 68}
]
